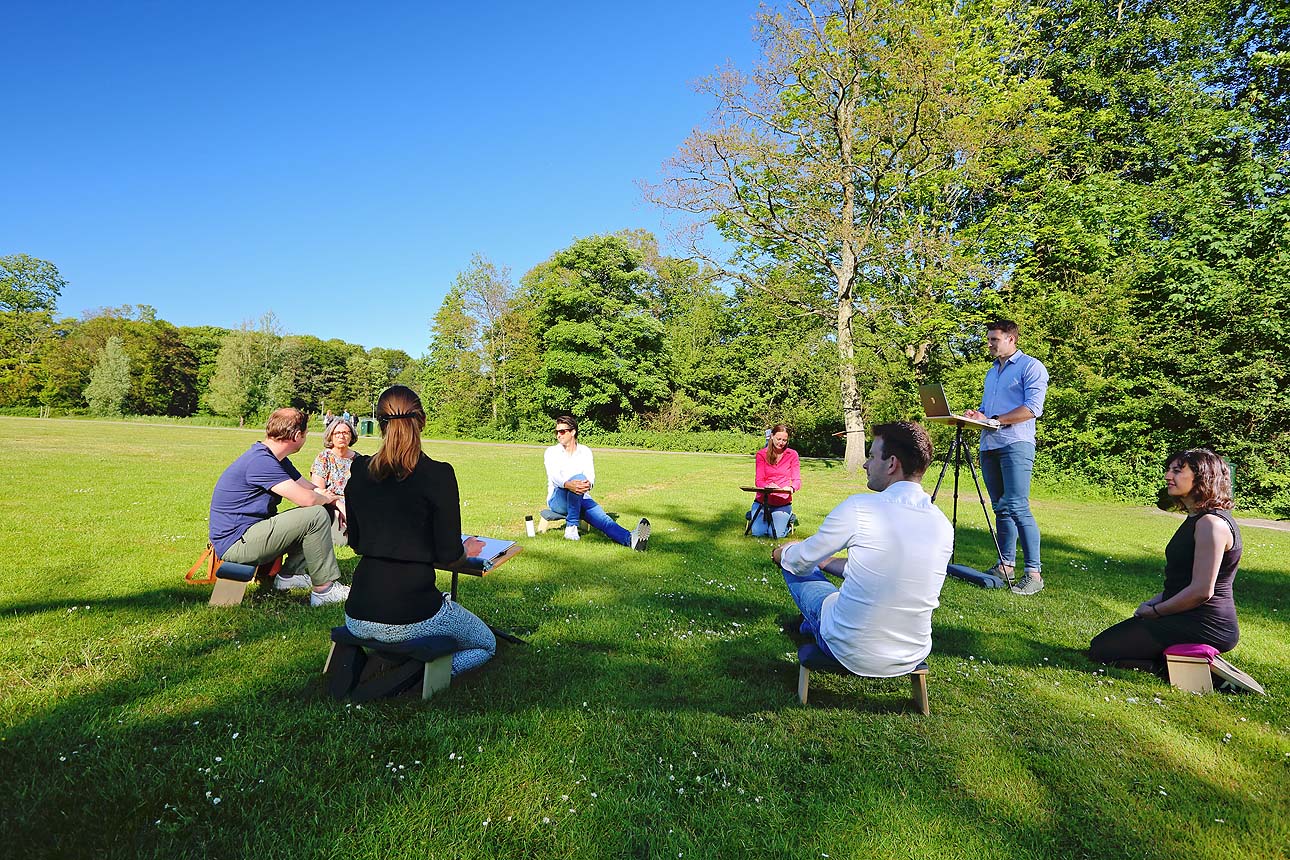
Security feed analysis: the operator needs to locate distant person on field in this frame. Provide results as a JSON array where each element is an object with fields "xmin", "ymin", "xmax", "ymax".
[
  {"xmin": 962, "ymin": 319, "xmax": 1049, "ymax": 595},
  {"xmin": 323, "ymin": 410, "xmax": 335, "ymax": 428},
  {"xmin": 311, "ymin": 416, "xmax": 358, "ymax": 545},
  {"xmin": 343, "ymin": 385, "xmax": 496, "ymax": 677},
  {"xmin": 544, "ymin": 415, "xmax": 651, "ymax": 550},
  {"xmin": 1089, "ymin": 448, "xmax": 1242, "ymax": 672},
  {"xmin": 208, "ymin": 407, "xmax": 348, "ymax": 607},
  {"xmin": 750, "ymin": 423, "xmax": 800, "ymax": 537},
  {"xmin": 342, "ymin": 409, "xmax": 353, "ymax": 427},
  {"xmin": 772, "ymin": 421, "xmax": 953, "ymax": 677}
]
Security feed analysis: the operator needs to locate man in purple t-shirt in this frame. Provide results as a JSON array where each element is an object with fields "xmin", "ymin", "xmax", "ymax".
[{"xmin": 209, "ymin": 408, "xmax": 348, "ymax": 607}]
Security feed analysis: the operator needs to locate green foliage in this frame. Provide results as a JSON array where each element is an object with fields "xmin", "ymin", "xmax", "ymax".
[
  {"xmin": 0, "ymin": 253, "xmax": 65, "ymax": 314},
  {"xmin": 83, "ymin": 335, "xmax": 131, "ymax": 416},
  {"xmin": 204, "ymin": 317, "xmax": 283, "ymax": 423},
  {"xmin": 525, "ymin": 235, "xmax": 671, "ymax": 428}
]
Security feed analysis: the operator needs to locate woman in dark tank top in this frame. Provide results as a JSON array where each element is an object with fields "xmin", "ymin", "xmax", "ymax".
[{"xmin": 1089, "ymin": 448, "xmax": 1242, "ymax": 671}]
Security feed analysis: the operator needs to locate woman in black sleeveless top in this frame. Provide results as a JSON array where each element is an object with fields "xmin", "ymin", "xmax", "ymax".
[{"xmin": 1089, "ymin": 448, "xmax": 1241, "ymax": 670}]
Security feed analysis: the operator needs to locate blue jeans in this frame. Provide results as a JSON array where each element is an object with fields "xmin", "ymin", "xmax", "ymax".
[
  {"xmin": 549, "ymin": 474, "xmax": 631, "ymax": 546},
  {"xmin": 749, "ymin": 502, "xmax": 792, "ymax": 538},
  {"xmin": 781, "ymin": 566, "xmax": 840, "ymax": 661},
  {"xmin": 980, "ymin": 441, "xmax": 1041, "ymax": 572}
]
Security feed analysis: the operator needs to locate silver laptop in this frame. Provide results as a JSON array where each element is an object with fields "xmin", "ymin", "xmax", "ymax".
[{"xmin": 919, "ymin": 384, "xmax": 1000, "ymax": 429}]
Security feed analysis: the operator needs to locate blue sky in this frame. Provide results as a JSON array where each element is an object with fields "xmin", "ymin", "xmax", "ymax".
[{"xmin": 1, "ymin": 1, "xmax": 760, "ymax": 356}]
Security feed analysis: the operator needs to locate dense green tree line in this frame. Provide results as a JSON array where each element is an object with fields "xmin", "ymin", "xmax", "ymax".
[{"xmin": 0, "ymin": 257, "xmax": 415, "ymax": 422}]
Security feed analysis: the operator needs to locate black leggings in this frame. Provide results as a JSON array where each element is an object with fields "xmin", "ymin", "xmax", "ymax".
[{"xmin": 1089, "ymin": 615, "xmax": 1237, "ymax": 671}]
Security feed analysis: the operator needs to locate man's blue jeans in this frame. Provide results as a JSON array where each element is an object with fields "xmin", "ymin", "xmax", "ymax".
[
  {"xmin": 549, "ymin": 474, "xmax": 631, "ymax": 546},
  {"xmin": 980, "ymin": 441, "xmax": 1041, "ymax": 572},
  {"xmin": 781, "ymin": 566, "xmax": 840, "ymax": 661}
]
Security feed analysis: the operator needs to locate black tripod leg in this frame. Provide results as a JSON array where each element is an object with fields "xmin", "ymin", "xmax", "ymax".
[
  {"xmin": 931, "ymin": 440, "xmax": 953, "ymax": 503},
  {"xmin": 964, "ymin": 451, "xmax": 1010, "ymax": 586},
  {"xmin": 950, "ymin": 426, "xmax": 963, "ymax": 562}
]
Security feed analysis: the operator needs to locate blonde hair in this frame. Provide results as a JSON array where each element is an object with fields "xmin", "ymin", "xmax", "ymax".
[{"xmin": 368, "ymin": 386, "xmax": 426, "ymax": 481}]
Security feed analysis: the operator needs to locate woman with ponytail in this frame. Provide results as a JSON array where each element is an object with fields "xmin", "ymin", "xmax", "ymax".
[{"xmin": 341, "ymin": 385, "xmax": 495, "ymax": 677}]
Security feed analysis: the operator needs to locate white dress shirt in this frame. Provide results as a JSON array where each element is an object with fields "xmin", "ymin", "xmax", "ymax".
[
  {"xmin": 781, "ymin": 481, "xmax": 954, "ymax": 677},
  {"xmin": 544, "ymin": 442, "xmax": 597, "ymax": 505}
]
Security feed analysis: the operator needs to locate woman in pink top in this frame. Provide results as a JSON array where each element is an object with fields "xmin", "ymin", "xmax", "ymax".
[{"xmin": 750, "ymin": 424, "xmax": 801, "ymax": 537}]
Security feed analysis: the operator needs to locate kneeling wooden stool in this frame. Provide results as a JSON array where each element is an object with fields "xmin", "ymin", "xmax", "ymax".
[
  {"xmin": 797, "ymin": 642, "xmax": 930, "ymax": 715},
  {"xmin": 186, "ymin": 545, "xmax": 282, "ymax": 607},
  {"xmin": 323, "ymin": 626, "xmax": 456, "ymax": 702},
  {"xmin": 1163, "ymin": 643, "xmax": 1266, "ymax": 695}
]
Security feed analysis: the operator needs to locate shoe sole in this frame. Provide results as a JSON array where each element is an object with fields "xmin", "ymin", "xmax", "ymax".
[{"xmin": 631, "ymin": 520, "xmax": 651, "ymax": 551}]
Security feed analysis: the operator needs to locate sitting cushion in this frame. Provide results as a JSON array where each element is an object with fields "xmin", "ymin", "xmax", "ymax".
[
  {"xmin": 1163, "ymin": 643, "xmax": 1220, "ymax": 662},
  {"xmin": 539, "ymin": 508, "xmax": 562, "ymax": 521},
  {"xmin": 330, "ymin": 626, "xmax": 456, "ymax": 663},
  {"xmin": 215, "ymin": 561, "xmax": 257, "ymax": 583},
  {"xmin": 798, "ymin": 642, "xmax": 927, "ymax": 677}
]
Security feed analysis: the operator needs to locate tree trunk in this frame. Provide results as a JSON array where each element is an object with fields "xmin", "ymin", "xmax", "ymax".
[{"xmin": 836, "ymin": 284, "xmax": 866, "ymax": 474}]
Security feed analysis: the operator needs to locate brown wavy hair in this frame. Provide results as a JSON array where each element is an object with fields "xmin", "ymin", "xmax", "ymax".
[
  {"xmin": 1160, "ymin": 448, "xmax": 1235, "ymax": 512},
  {"xmin": 368, "ymin": 386, "xmax": 426, "ymax": 481}
]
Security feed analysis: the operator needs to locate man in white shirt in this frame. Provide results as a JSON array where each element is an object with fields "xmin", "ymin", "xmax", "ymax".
[
  {"xmin": 771, "ymin": 421, "xmax": 953, "ymax": 677},
  {"xmin": 544, "ymin": 415, "xmax": 651, "ymax": 550}
]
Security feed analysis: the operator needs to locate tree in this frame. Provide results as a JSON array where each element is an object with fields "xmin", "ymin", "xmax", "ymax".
[
  {"xmin": 83, "ymin": 336, "xmax": 131, "ymax": 416},
  {"xmin": 423, "ymin": 285, "xmax": 486, "ymax": 432},
  {"xmin": 0, "ymin": 254, "xmax": 66, "ymax": 315},
  {"xmin": 204, "ymin": 315, "xmax": 283, "ymax": 424},
  {"xmin": 0, "ymin": 255, "xmax": 67, "ymax": 406},
  {"xmin": 649, "ymin": 0, "xmax": 1052, "ymax": 470},
  {"xmin": 455, "ymin": 254, "xmax": 517, "ymax": 424},
  {"xmin": 522, "ymin": 235, "xmax": 671, "ymax": 429}
]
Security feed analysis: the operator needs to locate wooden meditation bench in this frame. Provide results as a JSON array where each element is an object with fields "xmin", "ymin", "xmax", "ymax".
[
  {"xmin": 185, "ymin": 545, "xmax": 282, "ymax": 607},
  {"xmin": 797, "ymin": 642, "xmax": 930, "ymax": 715},
  {"xmin": 323, "ymin": 626, "xmax": 457, "ymax": 702},
  {"xmin": 1163, "ymin": 643, "xmax": 1265, "ymax": 695}
]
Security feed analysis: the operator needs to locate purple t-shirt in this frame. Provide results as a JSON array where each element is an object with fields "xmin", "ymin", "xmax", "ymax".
[{"xmin": 209, "ymin": 442, "xmax": 302, "ymax": 556}]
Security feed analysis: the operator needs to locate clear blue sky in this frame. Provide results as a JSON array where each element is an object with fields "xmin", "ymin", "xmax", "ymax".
[{"xmin": 1, "ymin": 1, "xmax": 760, "ymax": 356}]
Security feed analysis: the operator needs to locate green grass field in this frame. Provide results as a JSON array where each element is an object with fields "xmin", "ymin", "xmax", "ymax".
[{"xmin": 1, "ymin": 417, "xmax": 1287, "ymax": 859}]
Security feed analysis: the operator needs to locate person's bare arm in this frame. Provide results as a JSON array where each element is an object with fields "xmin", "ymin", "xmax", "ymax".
[
  {"xmin": 271, "ymin": 478, "xmax": 337, "ymax": 508},
  {"xmin": 1135, "ymin": 516, "xmax": 1228, "ymax": 617}
]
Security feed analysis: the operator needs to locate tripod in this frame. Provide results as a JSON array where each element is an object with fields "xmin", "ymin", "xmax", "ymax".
[{"xmin": 929, "ymin": 418, "xmax": 1008, "ymax": 585}]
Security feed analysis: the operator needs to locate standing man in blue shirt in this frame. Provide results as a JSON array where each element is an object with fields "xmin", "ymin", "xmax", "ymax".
[{"xmin": 963, "ymin": 320, "xmax": 1050, "ymax": 595}]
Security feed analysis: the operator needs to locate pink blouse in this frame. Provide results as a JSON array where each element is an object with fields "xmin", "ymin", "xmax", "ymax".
[{"xmin": 755, "ymin": 447, "xmax": 801, "ymax": 507}]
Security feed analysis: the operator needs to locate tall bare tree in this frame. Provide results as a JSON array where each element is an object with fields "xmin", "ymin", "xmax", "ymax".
[{"xmin": 647, "ymin": 0, "xmax": 1051, "ymax": 470}]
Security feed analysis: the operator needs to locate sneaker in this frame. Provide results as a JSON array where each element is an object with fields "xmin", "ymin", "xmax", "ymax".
[
  {"xmin": 309, "ymin": 582, "xmax": 350, "ymax": 607},
  {"xmin": 564, "ymin": 525, "xmax": 581, "ymax": 541},
  {"xmin": 274, "ymin": 572, "xmax": 313, "ymax": 590},
  {"xmin": 1010, "ymin": 571, "xmax": 1044, "ymax": 595},
  {"xmin": 630, "ymin": 518, "xmax": 651, "ymax": 551}
]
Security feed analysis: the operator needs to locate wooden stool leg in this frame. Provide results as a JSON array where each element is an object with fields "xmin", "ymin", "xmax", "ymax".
[
  {"xmin": 910, "ymin": 669, "xmax": 930, "ymax": 716},
  {"xmin": 797, "ymin": 665, "xmax": 811, "ymax": 704},
  {"xmin": 422, "ymin": 654, "xmax": 453, "ymax": 700},
  {"xmin": 209, "ymin": 578, "xmax": 249, "ymax": 607},
  {"xmin": 324, "ymin": 642, "xmax": 366, "ymax": 700}
]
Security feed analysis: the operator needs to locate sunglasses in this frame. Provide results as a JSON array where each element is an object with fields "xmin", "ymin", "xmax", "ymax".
[{"xmin": 555, "ymin": 428, "xmax": 572, "ymax": 435}]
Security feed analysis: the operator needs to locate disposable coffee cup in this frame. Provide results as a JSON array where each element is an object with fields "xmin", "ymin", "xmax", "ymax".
[{"xmin": 525, "ymin": 515, "xmax": 536, "ymax": 538}]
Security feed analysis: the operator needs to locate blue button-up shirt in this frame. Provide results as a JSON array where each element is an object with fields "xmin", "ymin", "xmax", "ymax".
[{"xmin": 978, "ymin": 349, "xmax": 1049, "ymax": 451}]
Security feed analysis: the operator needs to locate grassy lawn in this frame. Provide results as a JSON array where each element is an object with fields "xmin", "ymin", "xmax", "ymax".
[{"xmin": 1, "ymin": 417, "xmax": 1287, "ymax": 859}]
